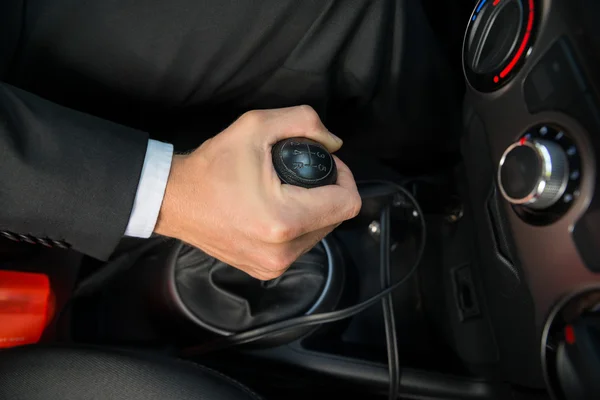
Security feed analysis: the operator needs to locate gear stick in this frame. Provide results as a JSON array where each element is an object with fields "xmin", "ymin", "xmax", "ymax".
[{"xmin": 272, "ymin": 138, "xmax": 338, "ymax": 188}]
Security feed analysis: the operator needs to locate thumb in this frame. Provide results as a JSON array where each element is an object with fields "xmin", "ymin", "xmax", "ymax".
[{"xmin": 262, "ymin": 105, "xmax": 343, "ymax": 153}]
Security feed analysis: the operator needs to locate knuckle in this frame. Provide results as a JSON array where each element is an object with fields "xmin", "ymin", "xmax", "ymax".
[
  {"xmin": 265, "ymin": 251, "xmax": 295, "ymax": 272},
  {"xmin": 298, "ymin": 105, "xmax": 320, "ymax": 126},
  {"xmin": 240, "ymin": 110, "xmax": 265, "ymax": 126},
  {"xmin": 266, "ymin": 257, "xmax": 282, "ymax": 271},
  {"xmin": 347, "ymin": 195, "xmax": 362, "ymax": 219},
  {"xmin": 264, "ymin": 221, "xmax": 297, "ymax": 243}
]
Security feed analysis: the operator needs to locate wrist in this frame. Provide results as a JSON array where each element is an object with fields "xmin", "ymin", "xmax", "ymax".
[{"xmin": 155, "ymin": 154, "xmax": 187, "ymax": 239}]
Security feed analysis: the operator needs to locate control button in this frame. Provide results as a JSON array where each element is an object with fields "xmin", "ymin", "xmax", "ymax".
[
  {"xmin": 505, "ymin": 125, "xmax": 583, "ymax": 225},
  {"xmin": 466, "ymin": 0, "xmax": 523, "ymax": 74},
  {"xmin": 524, "ymin": 37, "xmax": 588, "ymax": 114},
  {"xmin": 500, "ymin": 145, "xmax": 542, "ymax": 200},
  {"xmin": 499, "ymin": 139, "xmax": 569, "ymax": 209},
  {"xmin": 464, "ymin": 0, "xmax": 536, "ymax": 92}
]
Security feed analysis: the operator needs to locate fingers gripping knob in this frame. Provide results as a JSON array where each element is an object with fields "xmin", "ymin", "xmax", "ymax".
[{"xmin": 272, "ymin": 138, "xmax": 338, "ymax": 188}]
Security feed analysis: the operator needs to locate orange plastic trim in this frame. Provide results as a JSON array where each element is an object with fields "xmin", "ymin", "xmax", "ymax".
[{"xmin": 0, "ymin": 271, "xmax": 53, "ymax": 348}]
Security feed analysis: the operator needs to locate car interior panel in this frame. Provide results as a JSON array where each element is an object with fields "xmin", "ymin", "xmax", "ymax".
[{"xmin": 1, "ymin": 0, "xmax": 599, "ymax": 399}]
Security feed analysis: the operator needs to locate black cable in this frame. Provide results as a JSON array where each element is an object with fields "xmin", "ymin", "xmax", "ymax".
[
  {"xmin": 380, "ymin": 204, "xmax": 400, "ymax": 400},
  {"xmin": 181, "ymin": 182, "xmax": 426, "ymax": 358}
]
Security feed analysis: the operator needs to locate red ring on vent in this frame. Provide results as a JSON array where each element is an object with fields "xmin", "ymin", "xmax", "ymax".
[{"xmin": 499, "ymin": 0, "xmax": 535, "ymax": 79}]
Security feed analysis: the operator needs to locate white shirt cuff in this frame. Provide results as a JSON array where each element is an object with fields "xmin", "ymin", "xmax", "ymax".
[{"xmin": 124, "ymin": 139, "xmax": 174, "ymax": 238}]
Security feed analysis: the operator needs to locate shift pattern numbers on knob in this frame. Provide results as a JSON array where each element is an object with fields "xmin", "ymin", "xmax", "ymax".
[{"xmin": 272, "ymin": 138, "xmax": 337, "ymax": 188}]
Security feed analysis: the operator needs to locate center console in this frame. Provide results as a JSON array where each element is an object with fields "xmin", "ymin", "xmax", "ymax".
[{"xmin": 461, "ymin": 0, "xmax": 600, "ymax": 397}]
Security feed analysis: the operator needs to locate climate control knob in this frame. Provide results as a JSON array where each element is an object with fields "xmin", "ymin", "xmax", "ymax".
[{"xmin": 498, "ymin": 139, "xmax": 569, "ymax": 210}]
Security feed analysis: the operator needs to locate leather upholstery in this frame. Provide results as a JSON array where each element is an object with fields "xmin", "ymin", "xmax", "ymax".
[
  {"xmin": 175, "ymin": 242, "xmax": 329, "ymax": 333},
  {"xmin": 0, "ymin": 345, "xmax": 261, "ymax": 400}
]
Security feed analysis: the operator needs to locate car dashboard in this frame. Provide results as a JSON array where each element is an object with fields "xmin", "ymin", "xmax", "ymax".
[{"xmin": 460, "ymin": 0, "xmax": 600, "ymax": 397}]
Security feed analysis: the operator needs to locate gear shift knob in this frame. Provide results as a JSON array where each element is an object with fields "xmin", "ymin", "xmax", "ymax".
[{"xmin": 272, "ymin": 138, "xmax": 337, "ymax": 188}]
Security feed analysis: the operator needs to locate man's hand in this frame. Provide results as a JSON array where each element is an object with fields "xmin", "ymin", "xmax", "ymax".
[{"xmin": 155, "ymin": 106, "xmax": 362, "ymax": 280}]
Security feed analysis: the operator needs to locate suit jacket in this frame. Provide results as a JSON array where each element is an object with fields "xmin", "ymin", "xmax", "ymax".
[
  {"xmin": 0, "ymin": 0, "xmax": 339, "ymax": 261},
  {"xmin": 0, "ymin": 0, "xmax": 458, "ymax": 259},
  {"xmin": 0, "ymin": 84, "xmax": 148, "ymax": 260},
  {"xmin": 0, "ymin": 1, "xmax": 147, "ymax": 260}
]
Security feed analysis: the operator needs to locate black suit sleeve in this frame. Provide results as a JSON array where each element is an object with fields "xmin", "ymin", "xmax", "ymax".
[{"xmin": 0, "ymin": 83, "xmax": 149, "ymax": 260}]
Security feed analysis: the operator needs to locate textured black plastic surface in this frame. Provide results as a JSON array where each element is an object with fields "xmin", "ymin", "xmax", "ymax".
[
  {"xmin": 524, "ymin": 38, "xmax": 588, "ymax": 114},
  {"xmin": 461, "ymin": 107, "xmax": 542, "ymax": 386},
  {"xmin": 234, "ymin": 343, "xmax": 514, "ymax": 400},
  {"xmin": 272, "ymin": 138, "xmax": 337, "ymax": 188}
]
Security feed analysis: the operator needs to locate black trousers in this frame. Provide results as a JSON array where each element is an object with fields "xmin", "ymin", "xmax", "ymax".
[{"xmin": 1, "ymin": 0, "xmax": 460, "ymax": 164}]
